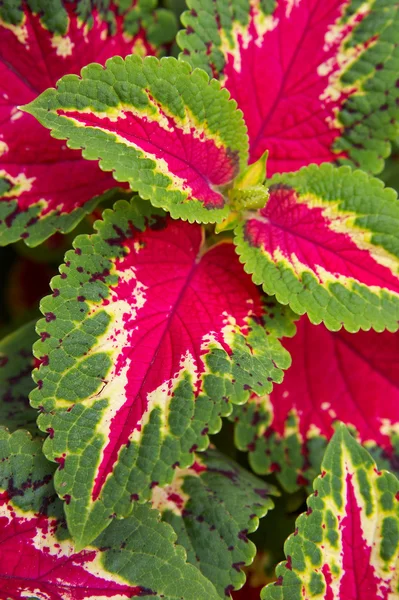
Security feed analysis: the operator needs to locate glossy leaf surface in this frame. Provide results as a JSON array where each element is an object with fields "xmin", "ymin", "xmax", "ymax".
[
  {"xmin": 23, "ymin": 54, "xmax": 248, "ymax": 225},
  {"xmin": 179, "ymin": 0, "xmax": 399, "ymax": 175},
  {"xmin": 30, "ymin": 198, "xmax": 293, "ymax": 548},
  {"xmin": 261, "ymin": 424, "xmax": 399, "ymax": 600},
  {"xmin": 235, "ymin": 164, "xmax": 399, "ymax": 332},
  {"xmin": 0, "ymin": 428, "xmax": 220, "ymax": 600},
  {"xmin": 0, "ymin": 320, "xmax": 38, "ymax": 434},
  {"xmin": 153, "ymin": 447, "xmax": 277, "ymax": 597},
  {"xmin": 232, "ymin": 315, "xmax": 399, "ymax": 491},
  {"xmin": 0, "ymin": 0, "xmax": 176, "ymax": 246}
]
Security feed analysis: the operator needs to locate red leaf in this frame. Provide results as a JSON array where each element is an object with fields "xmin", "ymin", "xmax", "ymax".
[
  {"xmin": 0, "ymin": 486, "xmax": 217, "ymax": 600},
  {"xmin": 234, "ymin": 165, "xmax": 399, "ymax": 332},
  {"xmin": 273, "ymin": 315, "xmax": 399, "ymax": 450},
  {"xmin": 181, "ymin": 0, "xmax": 399, "ymax": 174},
  {"xmin": 92, "ymin": 218, "xmax": 265, "ymax": 500},
  {"xmin": 261, "ymin": 425, "xmax": 399, "ymax": 599},
  {"xmin": 337, "ymin": 472, "xmax": 389, "ymax": 598},
  {"xmin": 233, "ymin": 314, "xmax": 399, "ymax": 490},
  {"xmin": 0, "ymin": 4, "xmax": 164, "ymax": 244},
  {"xmin": 31, "ymin": 200, "xmax": 292, "ymax": 545},
  {"xmin": 0, "ymin": 497, "xmax": 142, "ymax": 599},
  {"xmin": 243, "ymin": 182, "xmax": 399, "ymax": 296},
  {"xmin": 222, "ymin": 0, "xmax": 359, "ymax": 171}
]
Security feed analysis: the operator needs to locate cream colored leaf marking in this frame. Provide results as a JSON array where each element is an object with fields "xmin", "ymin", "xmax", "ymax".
[
  {"xmin": 284, "ymin": 0, "xmax": 302, "ymax": 19},
  {"xmin": 150, "ymin": 462, "xmax": 204, "ymax": 517},
  {"xmin": 124, "ymin": 309, "xmax": 264, "ymax": 447},
  {"xmin": 61, "ymin": 115, "xmax": 197, "ymax": 200},
  {"xmin": 165, "ymin": 101, "xmax": 237, "ymax": 149},
  {"xmin": 77, "ymin": 15, "xmax": 91, "ymax": 42},
  {"xmin": 58, "ymin": 71, "xmax": 236, "ymax": 158},
  {"xmin": 0, "ymin": 498, "xmax": 46, "ymax": 523},
  {"xmin": 299, "ymin": 192, "xmax": 399, "ymax": 275},
  {"xmin": 219, "ymin": 1, "xmax": 278, "ymax": 74},
  {"xmin": 0, "ymin": 171, "xmax": 36, "ymax": 196},
  {"xmin": 200, "ymin": 316, "xmax": 243, "ymax": 376},
  {"xmin": 297, "ymin": 442, "xmax": 398, "ymax": 599},
  {"xmin": 28, "ymin": 513, "xmax": 144, "ymax": 597},
  {"xmin": 151, "ymin": 456, "xmax": 210, "ymax": 517},
  {"xmin": 313, "ymin": 487, "xmax": 344, "ymax": 597},
  {"xmin": 0, "ymin": 141, "xmax": 9, "ymax": 157},
  {"xmin": 307, "ymin": 422, "xmax": 323, "ymax": 438},
  {"xmin": 339, "ymin": 444, "xmax": 398, "ymax": 596},
  {"xmin": 0, "ymin": 14, "xmax": 28, "ymax": 45},
  {"xmin": 51, "ymin": 35, "xmax": 74, "ymax": 57},
  {"xmin": 131, "ymin": 38, "xmax": 150, "ymax": 58},
  {"xmin": 249, "ymin": 213, "xmax": 399, "ymax": 294},
  {"xmin": 319, "ymin": 1, "xmax": 376, "ymax": 126},
  {"xmin": 130, "ymin": 350, "xmax": 199, "ymax": 444},
  {"xmin": 66, "ymin": 266, "xmax": 148, "ymax": 445},
  {"xmin": 380, "ymin": 419, "xmax": 399, "ymax": 437},
  {"xmin": 282, "ymin": 409, "xmax": 302, "ymax": 439},
  {"xmin": 10, "ymin": 108, "xmax": 24, "ymax": 122}
]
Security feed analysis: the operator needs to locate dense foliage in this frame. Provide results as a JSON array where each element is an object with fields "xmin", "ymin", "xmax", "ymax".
[{"xmin": 0, "ymin": 1, "xmax": 399, "ymax": 598}]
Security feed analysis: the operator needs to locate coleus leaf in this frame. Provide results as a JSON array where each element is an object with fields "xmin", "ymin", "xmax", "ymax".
[
  {"xmin": 0, "ymin": 354, "xmax": 276, "ymax": 598},
  {"xmin": 30, "ymin": 197, "xmax": 293, "ymax": 548},
  {"xmin": 22, "ymin": 54, "xmax": 249, "ymax": 225},
  {"xmin": 261, "ymin": 424, "xmax": 399, "ymax": 600},
  {"xmin": 235, "ymin": 164, "xmax": 399, "ymax": 332},
  {"xmin": 0, "ymin": 320, "xmax": 39, "ymax": 434},
  {"xmin": 0, "ymin": 0, "xmax": 177, "ymax": 246},
  {"xmin": 232, "ymin": 315, "xmax": 399, "ymax": 492},
  {"xmin": 178, "ymin": 0, "xmax": 399, "ymax": 175},
  {"xmin": 152, "ymin": 447, "xmax": 277, "ymax": 597},
  {"xmin": 0, "ymin": 428, "xmax": 221, "ymax": 600}
]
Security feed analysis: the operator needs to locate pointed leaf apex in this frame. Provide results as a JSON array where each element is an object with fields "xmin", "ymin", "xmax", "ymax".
[{"xmin": 236, "ymin": 151, "xmax": 269, "ymax": 189}]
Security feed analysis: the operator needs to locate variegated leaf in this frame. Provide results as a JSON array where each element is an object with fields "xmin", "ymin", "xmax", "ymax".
[
  {"xmin": 30, "ymin": 197, "xmax": 293, "ymax": 549},
  {"xmin": 261, "ymin": 424, "xmax": 399, "ymax": 600},
  {"xmin": 235, "ymin": 164, "xmax": 399, "ymax": 332},
  {"xmin": 22, "ymin": 54, "xmax": 249, "ymax": 225},
  {"xmin": 152, "ymin": 447, "xmax": 277, "ymax": 597},
  {"xmin": 0, "ymin": 428, "xmax": 220, "ymax": 600},
  {"xmin": 0, "ymin": 0, "xmax": 177, "ymax": 246},
  {"xmin": 232, "ymin": 315, "xmax": 399, "ymax": 492},
  {"xmin": 179, "ymin": 0, "xmax": 399, "ymax": 175},
  {"xmin": 0, "ymin": 320, "xmax": 39, "ymax": 434}
]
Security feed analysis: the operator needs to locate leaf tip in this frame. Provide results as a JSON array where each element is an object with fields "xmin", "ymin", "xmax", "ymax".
[{"xmin": 18, "ymin": 102, "xmax": 35, "ymax": 116}]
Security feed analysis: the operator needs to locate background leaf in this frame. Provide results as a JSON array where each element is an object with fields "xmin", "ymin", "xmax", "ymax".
[
  {"xmin": 232, "ymin": 315, "xmax": 399, "ymax": 491},
  {"xmin": 152, "ymin": 446, "xmax": 277, "ymax": 597},
  {"xmin": 261, "ymin": 424, "xmax": 399, "ymax": 599},
  {"xmin": 0, "ymin": 428, "xmax": 221, "ymax": 600},
  {"xmin": 0, "ymin": 0, "xmax": 176, "ymax": 246},
  {"xmin": 179, "ymin": 0, "xmax": 399, "ymax": 175}
]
